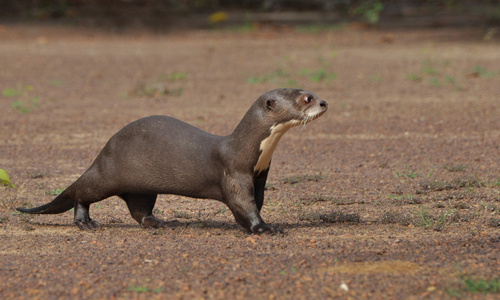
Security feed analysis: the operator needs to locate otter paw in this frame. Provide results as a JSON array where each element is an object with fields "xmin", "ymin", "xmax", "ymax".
[
  {"xmin": 75, "ymin": 219, "xmax": 100, "ymax": 230},
  {"xmin": 251, "ymin": 223, "xmax": 283, "ymax": 235}
]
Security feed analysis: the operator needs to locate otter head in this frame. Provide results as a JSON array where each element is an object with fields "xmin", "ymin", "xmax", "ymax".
[
  {"xmin": 253, "ymin": 89, "xmax": 328, "ymax": 174},
  {"xmin": 263, "ymin": 88, "xmax": 328, "ymax": 127}
]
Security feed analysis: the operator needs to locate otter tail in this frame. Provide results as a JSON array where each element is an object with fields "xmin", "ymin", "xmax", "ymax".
[{"xmin": 16, "ymin": 189, "xmax": 74, "ymax": 214}]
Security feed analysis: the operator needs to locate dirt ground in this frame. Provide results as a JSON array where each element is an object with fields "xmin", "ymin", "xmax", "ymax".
[{"xmin": 0, "ymin": 22, "xmax": 499, "ymax": 299}]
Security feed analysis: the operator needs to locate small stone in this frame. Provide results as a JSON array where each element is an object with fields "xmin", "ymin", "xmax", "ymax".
[{"xmin": 340, "ymin": 282, "xmax": 349, "ymax": 291}]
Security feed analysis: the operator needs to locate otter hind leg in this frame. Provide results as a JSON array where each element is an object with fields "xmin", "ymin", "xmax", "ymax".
[
  {"xmin": 120, "ymin": 193, "xmax": 176, "ymax": 229},
  {"xmin": 74, "ymin": 203, "xmax": 100, "ymax": 230}
]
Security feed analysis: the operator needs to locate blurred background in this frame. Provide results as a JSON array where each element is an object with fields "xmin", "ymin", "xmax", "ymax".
[{"xmin": 1, "ymin": 0, "xmax": 499, "ymax": 31}]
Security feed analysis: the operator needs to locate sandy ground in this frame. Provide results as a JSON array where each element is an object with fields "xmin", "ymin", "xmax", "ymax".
[{"xmin": 0, "ymin": 23, "xmax": 499, "ymax": 299}]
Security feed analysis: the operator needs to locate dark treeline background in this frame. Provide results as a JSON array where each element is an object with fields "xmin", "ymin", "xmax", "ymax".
[{"xmin": 0, "ymin": 0, "xmax": 499, "ymax": 29}]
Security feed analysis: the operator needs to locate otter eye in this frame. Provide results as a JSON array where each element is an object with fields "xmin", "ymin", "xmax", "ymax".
[
  {"xmin": 304, "ymin": 95, "xmax": 313, "ymax": 104},
  {"xmin": 266, "ymin": 99, "xmax": 276, "ymax": 110}
]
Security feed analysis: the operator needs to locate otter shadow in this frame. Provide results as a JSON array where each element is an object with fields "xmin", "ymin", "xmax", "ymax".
[{"xmin": 23, "ymin": 218, "xmax": 362, "ymax": 233}]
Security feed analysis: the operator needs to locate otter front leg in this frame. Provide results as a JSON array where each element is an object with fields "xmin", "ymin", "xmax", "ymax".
[
  {"xmin": 254, "ymin": 167, "xmax": 270, "ymax": 212},
  {"xmin": 223, "ymin": 173, "xmax": 273, "ymax": 234}
]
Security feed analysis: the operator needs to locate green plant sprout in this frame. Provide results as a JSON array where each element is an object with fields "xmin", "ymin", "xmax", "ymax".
[{"xmin": 0, "ymin": 169, "xmax": 15, "ymax": 188}]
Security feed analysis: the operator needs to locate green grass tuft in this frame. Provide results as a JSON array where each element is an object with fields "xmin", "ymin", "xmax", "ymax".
[{"xmin": 460, "ymin": 274, "xmax": 500, "ymax": 294}]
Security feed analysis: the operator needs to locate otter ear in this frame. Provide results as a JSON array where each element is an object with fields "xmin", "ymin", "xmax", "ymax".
[{"xmin": 266, "ymin": 99, "xmax": 276, "ymax": 110}]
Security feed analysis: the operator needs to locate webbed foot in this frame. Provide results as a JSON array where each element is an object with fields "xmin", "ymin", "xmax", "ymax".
[
  {"xmin": 251, "ymin": 222, "xmax": 284, "ymax": 235},
  {"xmin": 75, "ymin": 219, "xmax": 100, "ymax": 230}
]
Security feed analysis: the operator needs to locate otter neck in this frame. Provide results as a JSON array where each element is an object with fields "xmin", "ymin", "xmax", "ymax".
[
  {"xmin": 253, "ymin": 120, "xmax": 297, "ymax": 174},
  {"xmin": 225, "ymin": 106, "xmax": 297, "ymax": 174}
]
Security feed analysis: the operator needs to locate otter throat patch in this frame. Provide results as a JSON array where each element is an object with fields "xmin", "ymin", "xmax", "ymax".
[{"xmin": 254, "ymin": 120, "xmax": 299, "ymax": 174}]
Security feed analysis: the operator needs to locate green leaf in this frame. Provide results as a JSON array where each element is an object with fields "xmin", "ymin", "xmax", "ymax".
[{"xmin": 0, "ymin": 169, "xmax": 15, "ymax": 188}]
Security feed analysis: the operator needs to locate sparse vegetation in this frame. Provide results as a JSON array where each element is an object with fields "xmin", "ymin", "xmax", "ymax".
[
  {"xmin": 421, "ymin": 58, "xmax": 444, "ymax": 75},
  {"xmin": 419, "ymin": 178, "xmax": 483, "ymax": 192},
  {"xmin": 127, "ymin": 285, "xmax": 162, "ymax": 293},
  {"xmin": 2, "ymin": 85, "xmax": 41, "ymax": 113},
  {"xmin": 247, "ymin": 68, "xmax": 290, "ymax": 85},
  {"xmin": 429, "ymin": 77, "xmax": 441, "ymax": 87},
  {"xmin": 2, "ymin": 88, "xmax": 23, "ymax": 97},
  {"xmin": 459, "ymin": 274, "xmax": 500, "ymax": 294},
  {"xmin": 406, "ymin": 73, "xmax": 423, "ymax": 82},
  {"xmin": 414, "ymin": 207, "xmax": 457, "ymax": 231},
  {"xmin": 128, "ymin": 285, "xmax": 150, "ymax": 292},
  {"xmin": 247, "ymin": 54, "xmax": 338, "ymax": 87},
  {"xmin": 395, "ymin": 164, "xmax": 418, "ymax": 179},
  {"xmin": 406, "ymin": 58, "xmax": 463, "ymax": 90},
  {"xmin": 153, "ymin": 208, "xmax": 164, "ymax": 215},
  {"xmin": 470, "ymin": 65, "xmax": 497, "ymax": 78},
  {"xmin": 350, "ymin": 0, "xmax": 384, "ymax": 25},
  {"xmin": 158, "ymin": 71, "xmax": 188, "ymax": 82},
  {"xmin": 409, "ymin": 57, "xmax": 500, "ymax": 90},
  {"xmin": 448, "ymin": 267, "xmax": 500, "ymax": 296},
  {"xmin": 298, "ymin": 68, "xmax": 338, "ymax": 83},
  {"xmin": 444, "ymin": 164, "xmax": 467, "ymax": 172}
]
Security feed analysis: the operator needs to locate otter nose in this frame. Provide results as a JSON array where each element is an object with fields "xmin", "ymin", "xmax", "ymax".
[{"xmin": 320, "ymin": 100, "xmax": 328, "ymax": 109}]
